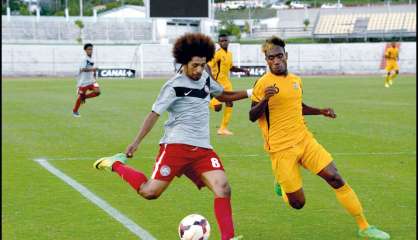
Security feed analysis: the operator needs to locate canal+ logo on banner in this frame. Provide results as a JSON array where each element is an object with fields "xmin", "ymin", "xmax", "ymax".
[{"xmin": 98, "ymin": 69, "xmax": 136, "ymax": 78}]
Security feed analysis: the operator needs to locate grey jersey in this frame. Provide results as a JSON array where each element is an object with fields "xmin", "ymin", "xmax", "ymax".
[{"xmin": 152, "ymin": 71, "xmax": 224, "ymax": 149}]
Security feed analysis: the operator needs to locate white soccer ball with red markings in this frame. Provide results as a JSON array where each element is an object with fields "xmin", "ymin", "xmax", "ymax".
[{"xmin": 178, "ymin": 214, "xmax": 211, "ymax": 240}]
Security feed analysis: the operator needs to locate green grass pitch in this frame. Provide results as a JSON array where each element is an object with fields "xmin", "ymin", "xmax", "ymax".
[{"xmin": 2, "ymin": 75, "xmax": 416, "ymax": 239}]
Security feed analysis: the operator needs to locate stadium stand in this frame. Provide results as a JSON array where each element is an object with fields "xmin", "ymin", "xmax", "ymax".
[{"xmin": 313, "ymin": 11, "xmax": 416, "ymax": 39}]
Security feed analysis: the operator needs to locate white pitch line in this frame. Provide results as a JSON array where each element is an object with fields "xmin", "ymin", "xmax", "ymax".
[
  {"xmin": 34, "ymin": 158, "xmax": 156, "ymax": 240},
  {"xmin": 46, "ymin": 151, "xmax": 416, "ymax": 161}
]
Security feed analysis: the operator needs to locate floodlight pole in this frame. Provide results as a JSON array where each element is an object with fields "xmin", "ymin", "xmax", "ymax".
[
  {"xmin": 80, "ymin": 0, "xmax": 83, "ymax": 17},
  {"xmin": 6, "ymin": 0, "xmax": 10, "ymax": 21}
]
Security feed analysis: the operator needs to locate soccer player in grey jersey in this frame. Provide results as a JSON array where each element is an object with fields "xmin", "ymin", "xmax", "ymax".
[
  {"xmin": 94, "ymin": 33, "xmax": 251, "ymax": 240},
  {"xmin": 72, "ymin": 43, "xmax": 101, "ymax": 117}
]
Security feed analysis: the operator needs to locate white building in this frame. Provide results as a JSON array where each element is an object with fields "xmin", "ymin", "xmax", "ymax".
[{"xmin": 98, "ymin": 5, "xmax": 146, "ymax": 18}]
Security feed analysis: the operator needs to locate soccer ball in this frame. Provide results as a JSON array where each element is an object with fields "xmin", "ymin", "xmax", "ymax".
[{"xmin": 178, "ymin": 214, "xmax": 211, "ymax": 240}]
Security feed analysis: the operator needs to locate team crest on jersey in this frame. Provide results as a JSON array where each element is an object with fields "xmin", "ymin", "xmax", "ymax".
[
  {"xmin": 204, "ymin": 85, "xmax": 210, "ymax": 94},
  {"xmin": 160, "ymin": 165, "xmax": 171, "ymax": 177},
  {"xmin": 293, "ymin": 82, "xmax": 299, "ymax": 89}
]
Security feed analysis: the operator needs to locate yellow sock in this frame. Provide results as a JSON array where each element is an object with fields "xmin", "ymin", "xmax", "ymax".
[
  {"xmin": 334, "ymin": 184, "xmax": 369, "ymax": 230},
  {"xmin": 385, "ymin": 75, "xmax": 391, "ymax": 84},
  {"xmin": 392, "ymin": 72, "xmax": 398, "ymax": 81},
  {"xmin": 282, "ymin": 187, "xmax": 289, "ymax": 204},
  {"xmin": 220, "ymin": 107, "xmax": 233, "ymax": 129}
]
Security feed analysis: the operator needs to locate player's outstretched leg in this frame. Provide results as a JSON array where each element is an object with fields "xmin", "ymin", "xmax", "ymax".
[
  {"xmin": 94, "ymin": 153, "xmax": 148, "ymax": 192},
  {"xmin": 318, "ymin": 163, "xmax": 390, "ymax": 239}
]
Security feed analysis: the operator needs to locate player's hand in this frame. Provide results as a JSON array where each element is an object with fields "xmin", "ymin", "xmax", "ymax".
[
  {"xmin": 320, "ymin": 108, "xmax": 336, "ymax": 118},
  {"xmin": 125, "ymin": 142, "xmax": 139, "ymax": 158},
  {"xmin": 263, "ymin": 85, "xmax": 279, "ymax": 101}
]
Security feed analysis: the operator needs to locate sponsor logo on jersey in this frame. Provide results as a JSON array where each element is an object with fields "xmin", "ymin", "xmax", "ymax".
[
  {"xmin": 204, "ymin": 85, "xmax": 210, "ymax": 94},
  {"xmin": 293, "ymin": 82, "xmax": 299, "ymax": 89},
  {"xmin": 160, "ymin": 165, "xmax": 171, "ymax": 177}
]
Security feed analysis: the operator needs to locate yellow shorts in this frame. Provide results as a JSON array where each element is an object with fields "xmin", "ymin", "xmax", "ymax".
[
  {"xmin": 385, "ymin": 61, "xmax": 399, "ymax": 72},
  {"xmin": 209, "ymin": 79, "xmax": 232, "ymax": 107},
  {"xmin": 269, "ymin": 134, "xmax": 332, "ymax": 193}
]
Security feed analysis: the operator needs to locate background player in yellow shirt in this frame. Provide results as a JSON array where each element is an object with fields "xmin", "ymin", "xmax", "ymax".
[
  {"xmin": 384, "ymin": 42, "xmax": 400, "ymax": 88},
  {"xmin": 249, "ymin": 36, "xmax": 390, "ymax": 240},
  {"xmin": 208, "ymin": 34, "xmax": 249, "ymax": 135}
]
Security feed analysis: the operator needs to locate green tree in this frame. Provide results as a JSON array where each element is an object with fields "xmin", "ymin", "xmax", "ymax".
[
  {"xmin": 219, "ymin": 20, "xmax": 241, "ymax": 40},
  {"xmin": 303, "ymin": 18, "xmax": 310, "ymax": 31},
  {"xmin": 74, "ymin": 19, "xmax": 84, "ymax": 44},
  {"xmin": 243, "ymin": 21, "xmax": 251, "ymax": 34},
  {"xmin": 19, "ymin": 4, "xmax": 30, "ymax": 15}
]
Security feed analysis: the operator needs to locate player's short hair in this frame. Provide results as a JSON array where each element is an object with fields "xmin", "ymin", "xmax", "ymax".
[
  {"xmin": 262, "ymin": 36, "xmax": 286, "ymax": 54},
  {"xmin": 218, "ymin": 33, "xmax": 228, "ymax": 39},
  {"xmin": 84, "ymin": 43, "xmax": 93, "ymax": 50},
  {"xmin": 172, "ymin": 33, "xmax": 215, "ymax": 64}
]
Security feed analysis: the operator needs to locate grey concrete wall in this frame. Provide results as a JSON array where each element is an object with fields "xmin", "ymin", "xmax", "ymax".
[{"xmin": 2, "ymin": 42, "xmax": 416, "ymax": 77}]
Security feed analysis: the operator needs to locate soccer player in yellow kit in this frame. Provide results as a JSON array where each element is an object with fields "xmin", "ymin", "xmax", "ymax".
[
  {"xmin": 208, "ymin": 34, "xmax": 249, "ymax": 135},
  {"xmin": 249, "ymin": 36, "xmax": 390, "ymax": 240},
  {"xmin": 384, "ymin": 42, "xmax": 399, "ymax": 88}
]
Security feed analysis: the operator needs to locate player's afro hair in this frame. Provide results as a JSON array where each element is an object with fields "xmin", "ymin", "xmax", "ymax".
[
  {"xmin": 173, "ymin": 33, "xmax": 215, "ymax": 64},
  {"xmin": 262, "ymin": 36, "xmax": 285, "ymax": 54}
]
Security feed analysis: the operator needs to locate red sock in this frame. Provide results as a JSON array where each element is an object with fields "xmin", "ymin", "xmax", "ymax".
[
  {"xmin": 214, "ymin": 197, "xmax": 235, "ymax": 240},
  {"xmin": 85, "ymin": 92, "xmax": 98, "ymax": 98},
  {"xmin": 112, "ymin": 161, "xmax": 148, "ymax": 191},
  {"xmin": 73, "ymin": 96, "xmax": 82, "ymax": 112}
]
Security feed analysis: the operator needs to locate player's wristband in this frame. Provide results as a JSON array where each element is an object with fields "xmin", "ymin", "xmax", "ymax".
[{"xmin": 246, "ymin": 89, "xmax": 253, "ymax": 97}]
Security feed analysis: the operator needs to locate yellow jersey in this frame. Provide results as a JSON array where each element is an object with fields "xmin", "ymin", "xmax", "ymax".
[
  {"xmin": 208, "ymin": 48, "xmax": 233, "ymax": 84},
  {"xmin": 385, "ymin": 47, "xmax": 399, "ymax": 61},
  {"xmin": 251, "ymin": 72, "xmax": 310, "ymax": 153}
]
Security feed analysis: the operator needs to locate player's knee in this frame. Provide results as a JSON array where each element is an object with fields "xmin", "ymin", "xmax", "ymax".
[
  {"xmin": 139, "ymin": 189, "xmax": 161, "ymax": 200},
  {"xmin": 214, "ymin": 105, "xmax": 222, "ymax": 112},
  {"xmin": 213, "ymin": 181, "xmax": 231, "ymax": 197},
  {"xmin": 289, "ymin": 199, "xmax": 305, "ymax": 209},
  {"xmin": 328, "ymin": 172, "xmax": 344, "ymax": 189},
  {"xmin": 226, "ymin": 102, "xmax": 233, "ymax": 108}
]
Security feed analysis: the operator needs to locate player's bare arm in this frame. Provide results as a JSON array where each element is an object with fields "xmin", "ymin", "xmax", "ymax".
[
  {"xmin": 249, "ymin": 86, "xmax": 278, "ymax": 122},
  {"xmin": 302, "ymin": 103, "xmax": 336, "ymax": 118},
  {"xmin": 125, "ymin": 111, "xmax": 160, "ymax": 157}
]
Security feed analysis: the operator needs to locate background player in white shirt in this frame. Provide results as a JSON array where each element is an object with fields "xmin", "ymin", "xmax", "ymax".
[{"xmin": 72, "ymin": 43, "xmax": 101, "ymax": 117}]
